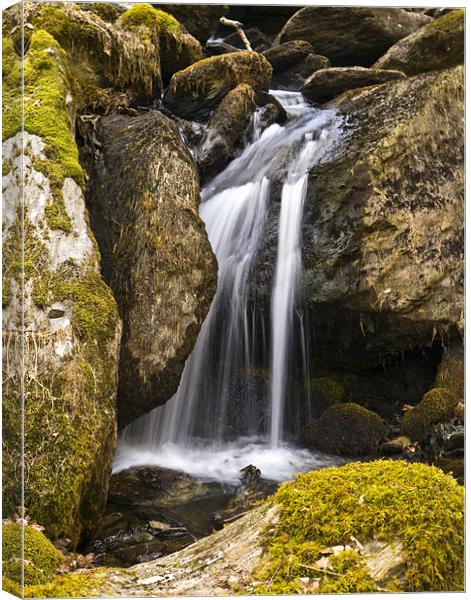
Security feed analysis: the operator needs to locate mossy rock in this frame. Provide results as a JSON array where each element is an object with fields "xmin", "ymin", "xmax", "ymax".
[
  {"xmin": 303, "ymin": 402, "xmax": 386, "ymax": 455},
  {"xmin": 24, "ymin": 568, "xmax": 113, "ymax": 599},
  {"xmin": 3, "ymin": 26, "xmax": 121, "ymax": 545},
  {"xmin": 255, "ymin": 460, "xmax": 464, "ymax": 593},
  {"xmin": 2, "ymin": 523, "xmax": 63, "ymax": 586},
  {"xmin": 374, "ymin": 9, "xmax": 464, "ymax": 75},
  {"xmin": 118, "ymin": 3, "xmax": 202, "ymax": 81},
  {"xmin": 402, "ymin": 387, "xmax": 459, "ymax": 444},
  {"xmin": 163, "ymin": 51, "xmax": 272, "ymax": 120}
]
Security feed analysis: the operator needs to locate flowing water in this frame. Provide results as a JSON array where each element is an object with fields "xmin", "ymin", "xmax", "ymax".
[{"xmin": 115, "ymin": 91, "xmax": 343, "ymax": 483}]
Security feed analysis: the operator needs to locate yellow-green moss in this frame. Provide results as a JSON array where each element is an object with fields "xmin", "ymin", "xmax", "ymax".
[
  {"xmin": 2, "ymin": 523, "xmax": 63, "ymax": 586},
  {"xmin": 2, "ymin": 37, "xmax": 22, "ymax": 141},
  {"xmin": 254, "ymin": 460, "xmax": 464, "ymax": 593},
  {"xmin": 44, "ymin": 199, "xmax": 73, "ymax": 233},
  {"xmin": 402, "ymin": 387, "xmax": 459, "ymax": 444},
  {"xmin": 119, "ymin": 3, "xmax": 180, "ymax": 35},
  {"xmin": 24, "ymin": 568, "xmax": 112, "ymax": 598},
  {"xmin": 3, "ymin": 575, "xmax": 22, "ymax": 597}
]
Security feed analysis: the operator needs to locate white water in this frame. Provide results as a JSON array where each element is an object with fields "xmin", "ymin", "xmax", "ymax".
[{"xmin": 115, "ymin": 91, "xmax": 343, "ymax": 482}]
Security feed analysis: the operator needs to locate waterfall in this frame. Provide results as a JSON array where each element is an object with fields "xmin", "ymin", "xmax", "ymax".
[{"xmin": 115, "ymin": 91, "xmax": 343, "ymax": 482}]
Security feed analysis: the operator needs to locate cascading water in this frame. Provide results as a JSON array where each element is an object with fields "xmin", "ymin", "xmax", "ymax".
[{"xmin": 114, "ymin": 91, "xmax": 343, "ymax": 483}]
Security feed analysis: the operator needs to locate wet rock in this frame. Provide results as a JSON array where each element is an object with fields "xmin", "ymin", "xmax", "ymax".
[
  {"xmin": 90, "ymin": 466, "xmax": 237, "ymax": 567},
  {"xmin": 87, "ymin": 111, "xmax": 217, "ymax": 427},
  {"xmin": 299, "ymin": 66, "xmax": 464, "ymax": 367},
  {"xmin": 272, "ymin": 53, "xmax": 332, "ymax": 91},
  {"xmin": 163, "ymin": 51, "xmax": 272, "ymax": 120},
  {"xmin": 156, "ymin": 4, "xmax": 227, "ymax": 44},
  {"xmin": 374, "ymin": 9, "xmax": 464, "ymax": 75},
  {"xmin": 197, "ymin": 83, "xmax": 257, "ymax": 180},
  {"xmin": 301, "ymin": 67, "xmax": 406, "ymax": 104},
  {"xmin": 279, "ymin": 7, "xmax": 431, "ymax": 67},
  {"xmin": 381, "ymin": 435, "xmax": 414, "ymax": 455},
  {"xmin": 303, "ymin": 403, "xmax": 387, "ymax": 455},
  {"xmin": 240, "ymin": 465, "xmax": 261, "ymax": 486}
]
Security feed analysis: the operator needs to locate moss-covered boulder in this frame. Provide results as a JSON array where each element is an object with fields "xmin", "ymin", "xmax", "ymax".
[
  {"xmin": 5, "ymin": 1, "xmax": 161, "ymax": 112},
  {"xmin": 305, "ymin": 376, "xmax": 345, "ymax": 418},
  {"xmin": 86, "ymin": 111, "xmax": 217, "ymax": 428},
  {"xmin": 301, "ymin": 66, "xmax": 406, "ymax": 104},
  {"xmin": 198, "ymin": 83, "xmax": 256, "ymax": 180},
  {"xmin": 303, "ymin": 403, "xmax": 386, "ymax": 455},
  {"xmin": 434, "ymin": 344, "xmax": 464, "ymax": 398},
  {"xmin": 2, "ymin": 523, "xmax": 64, "ymax": 586},
  {"xmin": 163, "ymin": 51, "xmax": 272, "ymax": 120},
  {"xmin": 2, "ymin": 29, "xmax": 121, "ymax": 545},
  {"xmin": 373, "ymin": 9, "xmax": 464, "ymax": 76},
  {"xmin": 117, "ymin": 3, "xmax": 202, "ymax": 82},
  {"xmin": 279, "ymin": 7, "xmax": 431, "ymax": 67},
  {"xmin": 255, "ymin": 461, "xmax": 464, "ymax": 593},
  {"xmin": 402, "ymin": 387, "xmax": 459, "ymax": 444}
]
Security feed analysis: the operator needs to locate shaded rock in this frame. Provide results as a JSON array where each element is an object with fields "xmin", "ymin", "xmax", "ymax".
[
  {"xmin": 204, "ymin": 40, "xmax": 241, "ymax": 57},
  {"xmin": 299, "ymin": 66, "xmax": 464, "ymax": 367},
  {"xmin": 2, "ymin": 30, "xmax": 121, "ymax": 546},
  {"xmin": 223, "ymin": 27, "xmax": 270, "ymax": 51},
  {"xmin": 402, "ymin": 387, "xmax": 459, "ymax": 445},
  {"xmin": 225, "ymin": 5, "xmax": 299, "ymax": 37},
  {"xmin": 303, "ymin": 403, "xmax": 387, "ymax": 455},
  {"xmin": 279, "ymin": 7, "xmax": 431, "ymax": 67},
  {"xmin": 163, "ymin": 51, "xmax": 272, "ymax": 120},
  {"xmin": 374, "ymin": 9, "xmax": 464, "ymax": 76},
  {"xmin": 302, "ymin": 66, "xmax": 406, "ymax": 104},
  {"xmin": 263, "ymin": 40, "xmax": 315, "ymax": 73},
  {"xmin": 87, "ymin": 111, "xmax": 217, "ymax": 427},
  {"xmin": 156, "ymin": 4, "xmax": 227, "ymax": 44},
  {"xmin": 272, "ymin": 53, "xmax": 332, "ymax": 91},
  {"xmin": 381, "ymin": 435, "xmax": 414, "ymax": 455},
  {"xmin": 197, "ymin": 83, "xmax": 257, "ymax": 180},
  {"xmin": 434, "ymin": 343, "xmax": 464, "ymax": 398}
]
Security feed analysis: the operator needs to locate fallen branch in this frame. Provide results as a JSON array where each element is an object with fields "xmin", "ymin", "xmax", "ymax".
[{"xmin": 220, "ymin": 17, "xmax": 253, "ymax": 51}]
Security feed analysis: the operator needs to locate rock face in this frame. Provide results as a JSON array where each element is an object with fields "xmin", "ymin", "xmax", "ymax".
[
  {"xmin": 163, "ymin": 51, "xmax": 272, "ymax": 120},
  {"xmin": 373, "ymin": 9, "xmax": 464, "ymax": 76},
  {"xmin": 2, "ymin": 31, "xmax": 121, "ymax": 545},
  {"xmin": 87, "ymin": 111, "xmax": 217, "ymax": 428},
  {"xmin": 301, "ymin": 67, "xmax": 406, "ymax": 104},
  {"xmin": 301, "ymin": 66, "xmax": 464, "ymax": 367},
  {"xmin": 156, "ymin": 3, "xmax": 227, "ymax": 44},
  {"xmin": 197, "ymin": 83, "xmax": 257, "ymax": 180},
  {"xmin": 279, "ymin": 7, "xmax": 431, "ymax": 66},
  {"xmin": 263, "ymin": 41, "xmax": 316, "ymax": 73}
]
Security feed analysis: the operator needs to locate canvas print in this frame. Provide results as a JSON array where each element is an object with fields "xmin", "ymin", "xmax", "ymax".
[{"xmin": 1, "ymin": 1, "xmax": 465, "ymax": 596}]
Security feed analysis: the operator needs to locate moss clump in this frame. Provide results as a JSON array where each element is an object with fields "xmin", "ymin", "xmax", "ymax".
[
  {"xmin": 24, "ymin": 568, "xmax": 112, "ymax": 598},
  {"xmin": 44, "ymin": 199, "xmax": 73, "ymax": 233},
  {"xmin": 402, "ymin": 387, "xmax": 459, "ymax": 444},
  {"xmin": 303, "ymin": 402, "xmax": 386, "ymax": 455},
  {"xmin": 2, "ymin": 523, "xmax": 63, "ymax": 586},
  {"xmin": 2, "ymin": 37, "xmax": 22, "ymax": 141},
  {"xmin": 3, "ymin": 575, "xmax": 22, "ymax": 597},
  {"xmin": 254, "ymin": 460, "xmax": 464, "ymax": 593},
  {"xmin": 118, "ymin": 3, "xmax": 180, "ymax": 37}
]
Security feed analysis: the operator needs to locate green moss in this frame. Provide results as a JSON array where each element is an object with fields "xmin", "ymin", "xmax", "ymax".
[
  {"xmin": 402, "ymin": 387, "xmax": 459, "ymax": 444},
  {"xmin": 24, "ymin": 569, "xmax": 112, "ymax": 598},
  {"xmin": 2, "ymin": 523, "xmax": 63, "ymax": 586},
  {"xmin": 254, "ymin": 461, "xmax": 464, "ymax": 593},
  {"xmin": 44, "ymin": 198, "xmax": 73, "ymax": 233},
  {"xmin": 303, "ymin": 402, "xmax": 386, "ymax": 455},
  {"xmin": 428, "ymin": 8, "xmax": 464, "ymax": 33},
  {"xmin": 2, "ymin": 37, "xmax": 22, "ymax": 141},
  {"xmin": 23, "ymin": 30, "xmax": 84, "ymax": 186},
  {"xmin": 3, "ymin": 575, "xmax": 22, "ymax": 597},
  {"xmin": 118, "ymin": 3, "xmax": 180, "ymax": 38}
]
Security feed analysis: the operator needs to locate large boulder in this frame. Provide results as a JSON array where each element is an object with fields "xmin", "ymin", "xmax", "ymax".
[
  {"xmin": 86, "ymin": 111, "xmax": 217, "ymax": 428},
  {"xmin": 373, "ymin": 9, "xmax": 464, "ymax": 76},
  {"xmin": 163, "ymin": 51, "xmax": 272, "ymax": 120},
  {"xmin": 279, "ymin": 7, "xmax": 431, "ymax": 66},
  {"xmin": 2, "ymin": 30, "xmax": 121, "ymax": 545},
  {"xmin": 301, "ymin": 66, "xmax": 406, "ymax": 104},
  {"xmin": 155, "ymin": 3, "xmax": 227, "ymax": 44},
  {"xmin": 300, "ymin": 66, "xmax": 464, "ymax": 368},
  {"xmin": 263, "ymin": 41, "xmax": 316, "ymax": 73}
]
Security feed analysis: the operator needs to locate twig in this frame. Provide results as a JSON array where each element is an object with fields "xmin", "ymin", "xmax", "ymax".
[
  {"xmin": 267, "ymin": 558, "xmax": 284, "ymax": 590},
  {"xmin": 298, "ymin": 563, "xmax": 340, "ymax": 577}
]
